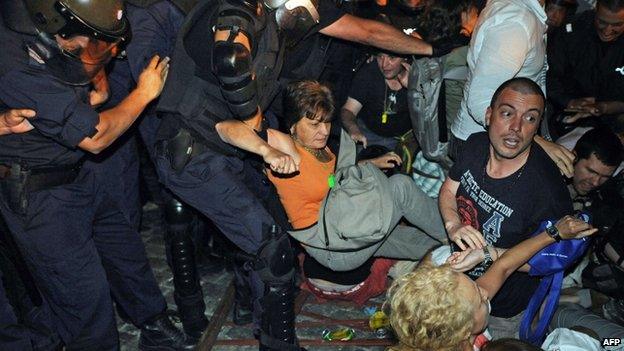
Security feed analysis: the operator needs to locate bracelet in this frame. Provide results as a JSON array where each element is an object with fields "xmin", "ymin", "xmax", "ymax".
[{"xmin": 483, "ymin": 246, "xmax": 493, "ymax": 270}]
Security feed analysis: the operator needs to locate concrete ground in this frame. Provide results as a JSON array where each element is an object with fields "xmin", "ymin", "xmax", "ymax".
[{"xmin": 118, "ymin": 204, "xmax": 391, "ymax": 351}]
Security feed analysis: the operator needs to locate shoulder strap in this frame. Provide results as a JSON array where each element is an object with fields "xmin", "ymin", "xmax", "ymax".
[{"xmin": 519, "ymin": 272, "xmax": 564, "ymax": 345}]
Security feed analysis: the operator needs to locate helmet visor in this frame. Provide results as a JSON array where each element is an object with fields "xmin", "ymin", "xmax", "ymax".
[{"xmin": 275, "ymin": 0, "xmax": 319, "ymax": 46}]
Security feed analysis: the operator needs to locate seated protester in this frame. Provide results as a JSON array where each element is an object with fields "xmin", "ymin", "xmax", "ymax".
[
  {"xmin": 340, "ymin": 48, "xmax": 412, "ymax": 152},
  {"xmin": 268, "ymin": 81, "xmax": 447, "ymax": 300},
  {"xmin": 546, "ymin": 0, "xmax": 624, "ymax": 138},
  {"xmin": 386, "ymin": 216, "xmax": 597, "ymax": 351},
  {"xmin": 438, "ymin": 78, "xmax": 575, "ymax": 339},
  {"xmin": 546, "ymin": 0, "xmax": 579, "ymax": 32}
]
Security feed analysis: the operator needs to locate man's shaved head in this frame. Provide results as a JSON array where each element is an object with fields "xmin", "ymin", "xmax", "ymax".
[{"xmin": 489, "ymin": 77, "xmax": 545, "ymax": 110}]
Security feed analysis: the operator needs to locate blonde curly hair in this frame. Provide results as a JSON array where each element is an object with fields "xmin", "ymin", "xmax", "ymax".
[{"xmin": 385, "ymin": 264, "xmax": 475, "ymax": 351}]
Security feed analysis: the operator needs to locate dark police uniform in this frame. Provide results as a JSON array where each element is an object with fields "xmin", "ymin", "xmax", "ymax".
[
  {"xmin": 123, "ymin": 0, "xmax": 212, "ymax": 338},
  {"xmin": 0, "ymin": 26, "xmax": 165, "ymax": 351},
  {"xmin": 153, "ymin": 0, "xmax": 303, "ymax": 348}
]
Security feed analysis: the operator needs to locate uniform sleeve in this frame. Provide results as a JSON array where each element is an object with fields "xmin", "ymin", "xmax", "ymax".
[
  {"xmin": 465, "ymin": 21, "xmax": 530, "ymax": 126},
  {"xmin": 125, "ymin": 2, "xmax": 183, "ymax": 81},
  {"xmin": 0, "ymin": 69, "xmax": 99, "ymax": 148}
]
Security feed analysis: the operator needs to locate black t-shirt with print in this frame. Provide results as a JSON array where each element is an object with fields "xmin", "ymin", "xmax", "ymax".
[
  {"xmin": 449, "ymin": 132, "xmax": 573, "ymax": 318},
  {"xmin": 348, "ymin": 61, "xmax": 412, "ymax": 138}
]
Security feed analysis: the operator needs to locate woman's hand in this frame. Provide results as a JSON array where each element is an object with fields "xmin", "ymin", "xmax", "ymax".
[
  {"xmin": 267, "ymin": 129, "xmax": 301, "ymax": 167},
  {"xmin": 447, "ymin": 248, "xmax": 484, "ymax": 272},
  {"xmin": 555, "ymin": 215, "xmax": 598, "ymax": 240},
  {"xmin": 362, "ymin": 151, "xmax": 402, "ymax": 169}
]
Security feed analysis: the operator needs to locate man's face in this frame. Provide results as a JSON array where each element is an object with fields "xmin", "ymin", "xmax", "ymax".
[
  {"xmin": 485, "ymin": 88, "xmax": 543, "ymax": 160},
  {"xmin": 546, "ymin": 4, "xmax": 568, "ymax": 29},
  {"xmin": 573, "ymin": 153, "xmax": 617, "ymax": 195},
  {"xmin": 376, "ymin": 53, "xmax": 405, "ymax": 80},
  {"xmin": 595, "ymin": 4, "xmax": 624, "ymax": 42}
]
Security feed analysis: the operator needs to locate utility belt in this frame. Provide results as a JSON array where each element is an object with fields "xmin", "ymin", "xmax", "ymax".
[
  {"xmin": 0, "ymin": 163, "xmax": 81, "ymax": 215},
  {"xmin": 157, "ymin": 125, "xmax": 243, "ymax": 173}
]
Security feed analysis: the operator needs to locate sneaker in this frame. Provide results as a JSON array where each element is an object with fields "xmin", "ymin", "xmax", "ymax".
[
  {"xmin": 139, "ymin": 313, "xmax": 196, "ymax": 351},
  {"xmin": 602, "ymin": 299, "xmax": 624, "ymax": 326}
]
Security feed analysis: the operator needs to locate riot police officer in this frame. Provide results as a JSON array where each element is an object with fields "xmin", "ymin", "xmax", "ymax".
[
  {"xmin": 0, "ymin": 0, "xmax": 193, "ymax": 349},
  {"xmin": 122, "ymin": 0, "xmax": 213, "ymax": 340}
]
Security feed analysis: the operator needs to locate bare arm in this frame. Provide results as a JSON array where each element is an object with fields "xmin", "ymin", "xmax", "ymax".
[
  {"xmin": 477, "ymin": 216, "xmax": 597, "ymax": 299},
  {"xmin": 78, "ymin": 56, "xmax": 169, "ymax": 154},
  {"xmin": 319, "ymin": 14, "xmax": 432, "ymax": 55},
  {"xmin": 340, "ymin": 98, "xmax": 367, "ymax": 147},
  {"xmin": 216, "ymin": 119, "xmax": 299, "ymax": 174},
  {"xmin": 439, "ymin": 178, "xmax": 487, "ymax": 250}
]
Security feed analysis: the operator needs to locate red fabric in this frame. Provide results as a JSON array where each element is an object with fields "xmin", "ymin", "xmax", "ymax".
[{"xmin": 298, "ymin": 255, "xmax": 396, "ymax": 306}]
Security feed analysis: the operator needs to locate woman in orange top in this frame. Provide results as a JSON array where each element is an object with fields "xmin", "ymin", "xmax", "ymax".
[
  {"xmin": 267, "ymin": 81, "xmax": 401, "ymax": 231},
  {"xmin": 267, "ymin": 80, "xmax": 440, "ymax": 303}
]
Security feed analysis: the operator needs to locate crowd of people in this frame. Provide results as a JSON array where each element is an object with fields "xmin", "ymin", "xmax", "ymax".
[{"xmin": 0, "ymin": 0, "xmax": 622, "ymax": 350}]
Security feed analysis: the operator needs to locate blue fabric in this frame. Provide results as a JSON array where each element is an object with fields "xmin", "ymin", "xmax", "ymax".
[
  {"xmin": 0, "ymin": 169, "xmax": 166, "ymax": 349},
  {"xmin": 520, "ymin": 213, "xmax": 592, "ymax": 345},
  {"xmin": 154, "ymin": 146, "xmax": 284, "ymax": 325}
]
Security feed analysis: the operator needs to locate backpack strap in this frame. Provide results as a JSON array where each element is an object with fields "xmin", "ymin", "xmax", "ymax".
[{"xmin": 519, "ymin": 272, "xmax": 564, "ymax": 345}]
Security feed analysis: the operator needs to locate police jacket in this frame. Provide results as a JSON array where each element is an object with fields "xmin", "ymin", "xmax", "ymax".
[
  {"xmin": 0, "ymin": 19, "xmax": 96, "ymax": 168},
  {"xmin": 547, "ymin": 10, "xmax": 624, "ymax": 112},
  {"xmin": 156, "ymin": 0, "xmax": 283, "ymax": 154}
]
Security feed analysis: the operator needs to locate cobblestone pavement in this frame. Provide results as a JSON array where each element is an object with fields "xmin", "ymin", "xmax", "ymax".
[{"xmin": 118, "ymin": 205, "xmax": 390, "ymax": 351}]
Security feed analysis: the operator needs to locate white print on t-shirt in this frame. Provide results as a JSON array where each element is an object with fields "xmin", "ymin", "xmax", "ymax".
[{"xmin": 459, "ymin": 170, "xmax": 515, "ymax": 245}]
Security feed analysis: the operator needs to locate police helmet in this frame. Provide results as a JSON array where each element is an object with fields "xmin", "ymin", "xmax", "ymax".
[{"xmin": 24, "ymin": 0, "xmax": 128, "ymax": 43}]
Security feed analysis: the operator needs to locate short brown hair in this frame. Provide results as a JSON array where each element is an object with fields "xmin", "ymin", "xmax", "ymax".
[{"xmin": 283, "ymin": 80, "xmax": 334, "ymax": 131}]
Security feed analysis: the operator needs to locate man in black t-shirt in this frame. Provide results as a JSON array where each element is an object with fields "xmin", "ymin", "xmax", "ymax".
[
  {"xmin": 341, "ymin": 51, "xmax": 412, "ymax": 151},
  {"xmin": 439, "ymin": 78, "xmax": 574, "ymax": 339}
]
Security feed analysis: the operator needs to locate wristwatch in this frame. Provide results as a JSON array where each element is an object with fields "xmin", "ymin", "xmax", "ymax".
[
  {"xmin": 482, "ymin": 246, "xmax": 493, "ymax": 269},
  {"xmin": 546, "ymin": 223, "xmax": 562, "ymax": 242}
]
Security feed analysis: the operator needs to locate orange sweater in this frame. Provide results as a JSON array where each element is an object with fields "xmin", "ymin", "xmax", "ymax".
[{"xmin": 268, "ymin": 143, "xmax": 336, "ymax": 230}]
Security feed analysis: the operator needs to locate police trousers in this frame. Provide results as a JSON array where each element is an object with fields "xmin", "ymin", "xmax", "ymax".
[
  {"xmin": 155, "ymin": 145, "xmax": 286, "ymax": 324},
  {"xmin": 0, "ymin": 168, "xmax": 166, "ymax": 350}
]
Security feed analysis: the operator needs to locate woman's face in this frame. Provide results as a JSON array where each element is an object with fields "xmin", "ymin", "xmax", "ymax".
[
  {"xmin": 460, "ymin": 6, "xmax": 479, "ymax": 37},
  {"xmin": 457, "ymin": 273, "xmax": 490, "ymax": 335},
  {"xmin": 291, "ymin": 115, "xmax": 332, "ymax": 149}
]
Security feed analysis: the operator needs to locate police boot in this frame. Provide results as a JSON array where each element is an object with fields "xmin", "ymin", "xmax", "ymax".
[
  {"xmin": 164, "ymin": 199, "xmax": 208, "ymax": 340},
  {"xmin": 259, "ymin": 282, "xmax": 299, "ymax": 351},
  {"xmin": 138, "ymin": 313, "xmax": 196, "ymax": 351},
  {"xmin": 232, "ymin": 261, "xmax": 253, "ymax": 326}
]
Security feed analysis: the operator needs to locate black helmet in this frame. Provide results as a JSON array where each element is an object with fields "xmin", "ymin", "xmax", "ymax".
[
  {"xmin": 22, "ymin": 0, "xmax": 129, "ymax": 85},
  {"xmin": 25, "ymin": 0, "xmax": 128, "ymax": 42}
]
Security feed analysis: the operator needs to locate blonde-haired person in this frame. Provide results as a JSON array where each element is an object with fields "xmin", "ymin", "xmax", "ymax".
[{"xmin": 386, "ymin": 215, "xmax": 598, "ymax": 351}]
